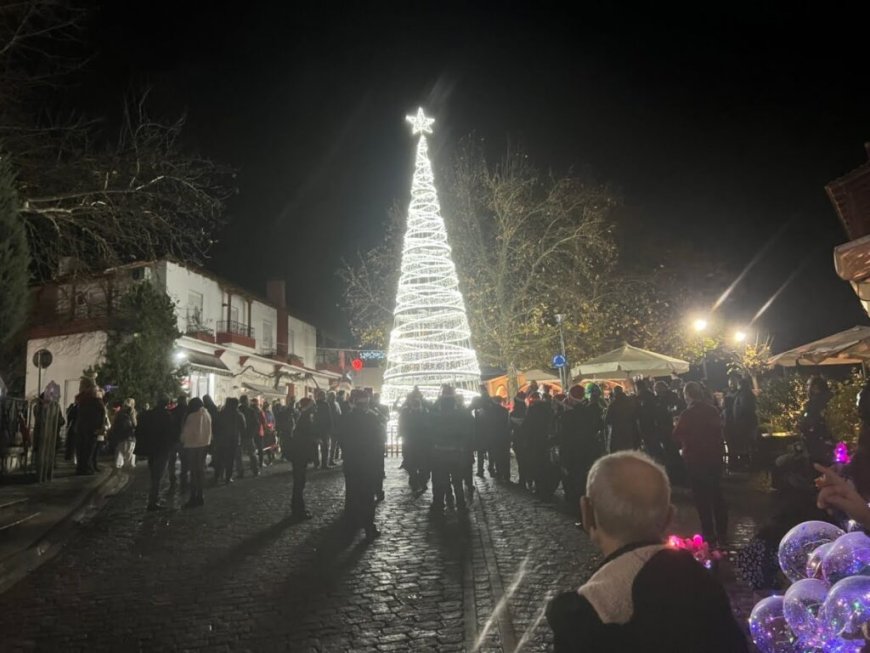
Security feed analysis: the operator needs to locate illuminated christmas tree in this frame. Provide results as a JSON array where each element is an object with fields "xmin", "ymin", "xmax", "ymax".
[{"xmin": 381, "ymin": 108, "xmax": 481, "ymax": 405}]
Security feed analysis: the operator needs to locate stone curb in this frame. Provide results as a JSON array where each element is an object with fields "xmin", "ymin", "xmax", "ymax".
[{"xmin": 0, "ymin": 468, "xmax": 132, "ymax": 595}]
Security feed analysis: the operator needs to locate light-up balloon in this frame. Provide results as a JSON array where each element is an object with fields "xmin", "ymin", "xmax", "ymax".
[
  {"xmin": 778, "ymin": 521, "xmax": 845, "ymax": 583},
  {"xmin": 821, "ymin": 531, "xmax": 870, "ymax": 585},
  {"xmin": 783, "ymin": 578, "xmax": 828, "ymax": 647},
  {"xmin": 822, "ymin": 575, "xmax": 870, "ymax": 642},
  {"xmin": 749, "ymin": 595, "xmax": 798, "ymax": 653}
]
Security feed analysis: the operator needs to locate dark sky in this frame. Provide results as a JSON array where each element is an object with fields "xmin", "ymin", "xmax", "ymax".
[{"xmin": 79, "ymin": 2, "xmax": 870, "ymax": 350}]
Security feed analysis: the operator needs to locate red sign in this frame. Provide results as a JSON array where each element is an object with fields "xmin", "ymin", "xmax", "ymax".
[{"xmin": 351, "ymin": 358, "xmax": 363, "ymax": 371}]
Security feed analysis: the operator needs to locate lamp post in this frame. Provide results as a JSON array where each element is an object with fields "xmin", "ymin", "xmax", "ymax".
[
  {"xmin": 555, "ymin": 313, "xmax": 568, "ymax": 390},
  {"xmin": 693, "ymin": 317, "xmax": 709, "ymax": 381}
]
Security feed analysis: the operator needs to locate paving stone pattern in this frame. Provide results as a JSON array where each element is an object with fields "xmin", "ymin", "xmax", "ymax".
[{"xmin": 0, "ymin": 457, "xmax": 763, "ymax": 651}]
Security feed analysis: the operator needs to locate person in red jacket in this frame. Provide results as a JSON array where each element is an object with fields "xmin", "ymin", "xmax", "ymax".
[{"xmin": 673, "ymin": 381, "xmax": 728, "ymax": 546}]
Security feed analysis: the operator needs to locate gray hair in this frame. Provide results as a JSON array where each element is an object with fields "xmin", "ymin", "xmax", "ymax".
[{"xmin": 586, "ymin": 451, "xmax": 671, "ymax": 543}]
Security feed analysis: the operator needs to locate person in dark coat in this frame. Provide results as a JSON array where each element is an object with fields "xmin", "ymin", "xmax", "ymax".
[
  {"xmin": 521, "ymin": 393, "xmax": 553, "ymax": 493},
  {"xmin": 399, "ymin": 395, "xmax": 430, "ymax": 493},
  {"xmin": 289, "ymin": 397, "xmax": 317, "ymax": 520},
  {"xmin": 547, "ymin": 451, "xmax": 747, "ymax": 653},
  {"xmin": 731, "ymin": 376, "xmax": 757, "ymax": 471},
  {"xmin": 479, "ymin": 396, "xmax": 512, "ymax": 482},
  {"xmin": 64, "ymin": 402, "xmax": 78, "ymax": 461},
  {"xmin": 341, "ymin": 389, "xmax": 384, "ymax": 540},
  {"xmin": 559, "ymin": 385, "xmax": 605, "ymax": 521},
  {"xmin": 510, "ymin": 392, "xmax": 528, "ymax": 486},
  {"xmin": 429, "ymin": 387, "xmax": 475, "ymax": 513},
  {"xmin": 275, "ymin": 401, "xmax": 296, "ymax": 462},
  {"xmin": 135, "ymin": 396, "xmax": 175, "ymax": 511},
  {"xmin": 635, "ymin": 380, "xmax": 664, "ymax": 462},
  {"xmin": 167, "ymin": 395, "xmax": 189, "ymax": 490},
  {"xmin": 74, "ymin": 377, "xmax": 107, "ymax": 475},
  {"xmin": 238, "ymin": 395, "xmax": 261, "ymax": 477},
  {"xmin": 312, "ymin": 389, "xmax": 334, "ymax": 469},
  {"xmin": 213, "ymin": 397, "xmax": 246, "ymax": 484},
  {"xmin": 799, "ymin": 376, "xmax": 835, "ymax": 466},
  {"xmin": 604, "ymin": 386, "xmax": 638, "ymax": 452}
]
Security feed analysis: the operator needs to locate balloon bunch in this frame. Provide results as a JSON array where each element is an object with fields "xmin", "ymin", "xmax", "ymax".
[
  {"xmin": 667, "ymin": 533, "xmax": 723, "ymax": 570},
  {"xmin": 749, "ymin": 520, "xmax": 870, "ymax": 652}
]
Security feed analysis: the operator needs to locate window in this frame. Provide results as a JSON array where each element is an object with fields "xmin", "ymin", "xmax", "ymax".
[
  {"xmin": 262, "ymin": 320, "xmax": 273, "ymax": 350},
  {"xmin": 187, "ymin": 290, "xmax": 204, "ymax": 324},
  {"xmin": 230, "ymin": 305, "xmax": 239, "ymax": 324},
  {"xmin": 288, "ymin": 329, "xmax": 295, "ymax": 354}
]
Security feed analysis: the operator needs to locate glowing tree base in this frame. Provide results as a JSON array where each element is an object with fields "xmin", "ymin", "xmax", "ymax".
[{"xmin": 380, "ymin": 108, "xmax": 480, "ymax": 407}]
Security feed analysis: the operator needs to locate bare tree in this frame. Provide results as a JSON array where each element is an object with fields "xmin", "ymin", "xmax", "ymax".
[{"xmin": 1, "ymin": 2, "xmax": 235, "ymax": 277}]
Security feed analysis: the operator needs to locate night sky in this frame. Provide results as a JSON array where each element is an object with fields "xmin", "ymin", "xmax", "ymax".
[{"xmin": 76, "ymin": 2, "xmax": 870, "ymax": 350}]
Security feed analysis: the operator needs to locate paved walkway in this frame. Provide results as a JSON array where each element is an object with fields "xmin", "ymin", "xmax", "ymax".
[{"xmin": 0, "ymin": 457, "xmax": 764, "ymax": 651}]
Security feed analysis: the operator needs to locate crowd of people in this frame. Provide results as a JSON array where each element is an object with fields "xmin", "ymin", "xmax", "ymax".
[
  {"xmin": 398, "ymin": 374, "xmax": 758, "ymax": 548},
  {"xmin": 63, "ymin": 380, "xmax": 389, "ymax": 539}
]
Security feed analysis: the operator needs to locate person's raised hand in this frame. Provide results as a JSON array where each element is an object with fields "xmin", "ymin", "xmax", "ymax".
[{"xmin": 814, "ymin": 464, "xmax": 870, "ymax": 528}]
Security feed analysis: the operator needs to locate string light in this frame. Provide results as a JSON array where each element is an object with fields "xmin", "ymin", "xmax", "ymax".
[{"xmin": 381, "ymin": 108, "xmax": 481, "ymax": 405}]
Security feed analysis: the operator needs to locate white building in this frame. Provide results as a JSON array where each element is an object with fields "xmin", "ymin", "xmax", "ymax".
[{"xmin": 25, "ymin": 259, "xmax": 339, "ymax": 408}]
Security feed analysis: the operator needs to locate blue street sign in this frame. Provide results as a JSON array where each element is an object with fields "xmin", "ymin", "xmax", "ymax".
[{"xmin": 552, "ymin": 354, "xmax": 567, "ymax": 368}]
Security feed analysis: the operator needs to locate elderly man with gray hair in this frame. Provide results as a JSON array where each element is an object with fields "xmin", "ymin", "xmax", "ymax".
[{"xmin": 546, "ymin": 451, "xmax": 747, "ymax": 652}]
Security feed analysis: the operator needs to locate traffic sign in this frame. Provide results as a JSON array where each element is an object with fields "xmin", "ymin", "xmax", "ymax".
[{"xmin": 552, "ymin": 354, "xmax": 567, "ymax": 368}]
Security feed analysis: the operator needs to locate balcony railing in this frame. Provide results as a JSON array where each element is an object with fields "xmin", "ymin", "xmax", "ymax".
[{"xmin": 216, "ymin": 320, "xmax": 255, "ymax": 339}]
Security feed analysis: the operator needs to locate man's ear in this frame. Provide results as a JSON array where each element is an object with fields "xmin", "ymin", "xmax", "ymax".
[{"xmin": 580, "ymin": 496, "xmax": 595, "ymax": 534}]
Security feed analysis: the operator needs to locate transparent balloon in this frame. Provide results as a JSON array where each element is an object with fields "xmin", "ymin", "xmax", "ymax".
[
  {"xmin": 806, "ymin": 542, "xmax": 835, "ymax": 580},
  {"xmin": 821, "ymin": 531, "xmax": 870, "ymax": 586},
  {"xmin": 822, "ymin": 575, "xmax": 870, "ymax": 643},
  {"xmin": 783, "ymin": 578, "xmax": 828, "ymax": 647},
  {"xmin": 749, "ymin": 595, "xmax": 799, "ymax": 653},
  {"xmin": 778, "ymin": 521, "xmax": 845, "ymax": 583}
]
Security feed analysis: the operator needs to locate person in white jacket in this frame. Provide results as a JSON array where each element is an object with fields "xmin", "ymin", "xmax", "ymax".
[{"xmin": 181, "ymin": 397, "xmax": 212, "ymax": 508}]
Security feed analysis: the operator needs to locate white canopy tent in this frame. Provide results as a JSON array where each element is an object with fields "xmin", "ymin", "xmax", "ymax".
[
  {"xmin": 571, "ymin": 344, "xmax": 690, "ymax": 381},
  {"xmin": 768, "ymin": 325, "xmax": 870, "ymax": 367}
]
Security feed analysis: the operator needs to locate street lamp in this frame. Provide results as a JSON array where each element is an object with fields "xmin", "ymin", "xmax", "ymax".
[
  {"xmin": 174, "ymin": 351, "xmax": 188, "ymax": 363},
  {"xmin": 734, "ymin": 330, "xmax": 747, "ymax": 344},
  {"xmin": 693, "ymin": 318, "xmax": 708, "ymax": 333}
]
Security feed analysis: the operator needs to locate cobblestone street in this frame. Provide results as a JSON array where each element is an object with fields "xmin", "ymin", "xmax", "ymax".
[{"xmin": 0, "ymin": 457, "xmax": 763, "ymax": 652}]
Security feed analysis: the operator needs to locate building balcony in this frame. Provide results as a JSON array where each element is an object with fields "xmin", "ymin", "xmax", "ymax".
[
  {"xmin": 216, "ymin": 320, "xmax": 256, "ymax": 348},
  {"xmin": 28, "ymin": 297, "xmax": 122, "ymax": 339},
  {"xmin": 261, "ymin": 349, "xmax": 305, "ymax": 367}
]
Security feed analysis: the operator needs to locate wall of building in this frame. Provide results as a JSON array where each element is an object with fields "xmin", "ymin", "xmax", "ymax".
[
  {"xmin": 25, "ymin": 332, "xmax": 107, "ymax": 408},
  {"xmin": 249, "ymin": 300, "xmax": 277, "ymax": 353},
  {"xmin": 287, "ymin": 315, "xmax": 316, "ymax": 367}
]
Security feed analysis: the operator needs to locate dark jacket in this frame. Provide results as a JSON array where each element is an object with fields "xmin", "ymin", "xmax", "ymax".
[
  {"xmin": 313, "ymin": 399, "xmax": 334, "ymax": 438},
  {"xmin": 135, "ymin": 406, "xmax": 174, "ymax": 458},
  {"xmin": 559, "ymin": 403, "xmax": 604, "ymax": 468},
  {"xmin": 341, "ymin": 407, "xmax": 385, "ymax": 477},
  {"xmin": 673, "ymin": 400, "xmax": 724, "ymax": 469},
  {"xmin": 547, "ymin": 543, "xmax": 748, "ymax": 653},
  {"xmin": 110, "ymin": 407, "xmax": 135, "ymax": 446},
  {"xmin": 604, "ymin": 394, "xmax": 639, "ymax": 452},
  {"xmin": 74, "ymin": 392, "xmax": 106, "ymax": 442},
  {"xmin": 215, "ymin": 407, "xmax": 246, "ymax": 447}
]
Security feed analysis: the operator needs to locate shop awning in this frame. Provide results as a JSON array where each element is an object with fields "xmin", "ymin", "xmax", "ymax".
[
  {"xmin": 241, "ymin": 382, "xmax": 287, "ymax": 398},
  {"xmin": 183, "ymin": 349, "xmax": 232, "ymax": 376},
  {"xmin": 768, "ymin": 326, "xmax": 870, "ymax": 367},
  {"xmin": 572, "ymin": 344, "xmax": 689, "ymax": 380}
]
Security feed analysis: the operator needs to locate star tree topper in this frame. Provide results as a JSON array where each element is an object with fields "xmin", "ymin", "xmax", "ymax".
[{"xmin": 406, "ymin": 107, "xmax": 434, "ymax": 135}]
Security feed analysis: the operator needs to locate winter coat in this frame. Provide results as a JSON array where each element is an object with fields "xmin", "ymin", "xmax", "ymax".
[
  {"xmin": 559, "ymin": 403, "xmax": 604, "ymax": 469},
  {"xmin": 134, "ymin": 407, "xmax": 175, "ymax": 458},
  {"xmin": 605, "ymin": 395, "xmax": 639, "ymax": 452},
  {"xmin": 342, "ymin": 407, "xmax": 386, "ymax": 478},
  {"xmin": 313, "ymin": 399, "xmax": 334, "ymax": 438},
  {"xmin": 672, "ymin": 400, "xmax": 724, "ymax": 470},
  {"xmin": 214, "ymin": 407, "xmax": 246, "ymax": 448},
  {"xmin": 181, "ymin": 408, "xmax": 212, "ymax": 448},
  {"xmin": 74, "ymin": 392, "xmax": 107, "ymax": 442}
]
